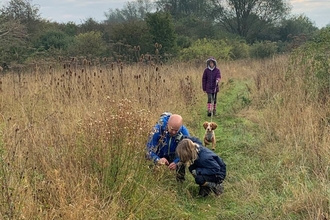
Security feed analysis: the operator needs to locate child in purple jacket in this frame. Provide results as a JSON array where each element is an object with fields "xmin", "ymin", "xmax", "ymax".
[{"xmin": 202, "ymin": 57, "xmax": 221, "ymax": 116}]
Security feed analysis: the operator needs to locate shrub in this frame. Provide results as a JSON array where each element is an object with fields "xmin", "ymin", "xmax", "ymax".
[
  {"xmin": 68, "ymin": 31, "xmax": 107, "ymax": 57},
  {"xmin": 34, "ymin": 30, "xmax": 72, "ymax": 51},
  {"xmin": 179, "ymin": 38, "xmax": 232, "ymax": 61},
  {"xmin": 250, "ymin": 41, "xmax": 278, "ymax": 58},
  {"xmin": 230, "ymin": 40, "xmax": 250, "ymax": 59}
]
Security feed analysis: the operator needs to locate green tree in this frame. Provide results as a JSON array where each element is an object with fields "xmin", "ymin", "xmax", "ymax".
[
  {"xmin": 0, "ymin": 0, "xmax": 41, "ymax": 64},
  {"xmin": 155, "ymin": 0, "xmax": 209, "ymax": 19},
  {"xmin": 174, "ymin": 16, "xmax": 215, "ymax": 40},
  {"xmin": 34, "ymin": 29, "xmax": 72, "ymax": 50},
  {"xmin": 0, "ymin": 15, "xmax": 26, "ymax": 64},
  {"xmin": 109, "ymin": 20, "xmax": 153, "ymax": 57},
  {"xmin": 0, "ymin": 14, "xmax": 26, "ymax": 46},
  {"xmin": 0, "ymin": 0, "xmax": 41, "ymax": 37},
  {"xmin": 57, "ymin": 21, "xmax": 79, "ymax": 37},
  {"xmin": 68, "ymin": 31, "xmax": 107, "ymax": 57},
  {"xmin": 105, "ymin": 0, "xmax": 155, "ymax": 23},
  {"xmin": 145, "ymin": 12, "xmax": 177, "ymax": 55},
  {"xmin": 278, "ymin": 14, "xmax": 318, "ymax": 42},
  {"xmin": 80, "ymin": 18, "xmax": 105, "ymax": 33},
  {"xmin": 208, "ymin": 0, "xmax": 290, "ymax": 42}
]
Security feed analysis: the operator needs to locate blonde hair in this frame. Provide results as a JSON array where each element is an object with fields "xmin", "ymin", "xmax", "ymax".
[{"xmin": 176, "ymin": 139, "xmax": 199, "ymax": 165}]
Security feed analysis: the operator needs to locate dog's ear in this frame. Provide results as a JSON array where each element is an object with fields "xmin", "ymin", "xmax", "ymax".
[
  {"xmin": 203, "ymin": 122, "xmax": 208, "ymax": 129},
  {"xmin": 211, "ymin": 122, "xmax": 218, "ymax": 130}
]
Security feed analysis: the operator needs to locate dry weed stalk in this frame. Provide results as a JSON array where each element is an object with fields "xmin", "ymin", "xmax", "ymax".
[{"xmin": 0, "ymin": 58, "xmax": 207, "ymax": 218}]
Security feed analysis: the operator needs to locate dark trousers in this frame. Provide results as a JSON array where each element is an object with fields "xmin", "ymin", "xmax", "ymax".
[
  {"xmin": 195, "ymin": 174, "xmax": 223, "ymax": 196},
  {"xmin": 207, "ymin": 93, "xmax": 217, "ymax": 104},
  {"xmin": 195, "ymin": 174, "xmax": 223, "ymax": 186}
]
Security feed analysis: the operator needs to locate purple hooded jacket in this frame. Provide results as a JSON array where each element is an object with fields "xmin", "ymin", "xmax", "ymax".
[{"xmin": 202, "ymin": 57, "xmax": 221, "ymax": 93}]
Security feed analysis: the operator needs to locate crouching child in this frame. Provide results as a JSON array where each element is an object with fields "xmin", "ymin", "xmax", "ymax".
[{"xmin": 176, "ymin": 137, "xmax": 226, "ymax": 197}]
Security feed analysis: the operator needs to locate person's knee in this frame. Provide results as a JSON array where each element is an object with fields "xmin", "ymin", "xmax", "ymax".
[{"xmin": 195, "ymin": 175, "xmax": 205, "ymax": 185}]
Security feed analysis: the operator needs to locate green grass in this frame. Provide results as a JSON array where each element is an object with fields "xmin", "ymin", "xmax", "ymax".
[
  {"xmin": 174, "ymin": 78, "xmax": 265, "ymax": 219},
  {"xmin": 169, "ymin": 77, "xmax": 305, "ymax": 219}
]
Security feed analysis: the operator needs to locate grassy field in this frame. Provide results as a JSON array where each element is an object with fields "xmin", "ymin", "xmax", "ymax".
[{"xmin": 0, "ymin": 54, "xmax": 329, "ymax": 219}]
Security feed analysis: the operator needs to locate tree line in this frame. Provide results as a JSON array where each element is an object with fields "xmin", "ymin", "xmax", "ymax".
[{"xmin": 0, "ymin": 0, "xmax": 327, "ymax": 69}]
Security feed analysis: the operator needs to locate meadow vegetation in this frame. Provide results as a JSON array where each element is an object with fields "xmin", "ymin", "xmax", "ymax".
[{"xmin": 0, "ymin": 34, "xmax": 329, "ymax": 219}]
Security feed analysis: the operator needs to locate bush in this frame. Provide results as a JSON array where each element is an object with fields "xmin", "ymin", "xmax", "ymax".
[
  {"xmin": 179, "ymin": 38, "xmax": 232, "ymax": 61},
  {"xmin": 250, "ymin": 41, "xmax": 278, "ymax": 58},
  {"xmin": 34, "ymin": 30, "xmax": 73, "ymax": 51},
  {"xmin": 230, "ymin": 40, "xmax": 250, "ymax": 59},
  {"xmin": 67, "ymin": 31, "xmax": 107, "ymax": 57}
]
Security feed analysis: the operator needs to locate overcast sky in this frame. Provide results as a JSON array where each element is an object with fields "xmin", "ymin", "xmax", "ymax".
[{"xmin": 0, "ymin": 0, "xmax": 329, "ymax": 28}]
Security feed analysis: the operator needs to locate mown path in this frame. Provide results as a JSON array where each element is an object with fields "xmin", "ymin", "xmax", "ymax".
[{"xmin": 176, "ymin": 78, "xmax": 261, "ymax": 220}]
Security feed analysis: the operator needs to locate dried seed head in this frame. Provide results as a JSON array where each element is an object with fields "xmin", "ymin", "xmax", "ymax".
[{"xmin": 155, "ymin": 43, "xmax": 158, "ymax": 48}]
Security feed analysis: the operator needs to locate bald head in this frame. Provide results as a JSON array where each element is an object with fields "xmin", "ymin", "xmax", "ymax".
[{"xmin": 167, "ymin": 114, "xmax": 183, "ymax": 136}]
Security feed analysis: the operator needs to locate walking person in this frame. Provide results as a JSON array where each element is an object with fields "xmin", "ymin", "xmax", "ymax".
[
  {"xmin": 146, "ymin": 113, "xmax": 190, "ymax": 182},
  {"xmin": 176, "ymin": 137, "xmax": 226, "ymax": 197},
  {"xmin": 202, "ymin": 57, "xmax": 221, "ymax": 116}
]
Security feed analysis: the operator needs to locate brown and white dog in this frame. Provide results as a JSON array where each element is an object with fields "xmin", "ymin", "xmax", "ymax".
[{"xmin": 203, "ymin": 121, "xmax": 218, "ymax": 151}]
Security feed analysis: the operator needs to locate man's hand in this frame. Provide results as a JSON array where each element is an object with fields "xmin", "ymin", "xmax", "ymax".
[
  {"xmin": 157, "ymin": 158, "xmax": 169, "ymax": 165},
  {"xmin": 191, "ymin": 169, "xmax": 197, "ymax": 177}
]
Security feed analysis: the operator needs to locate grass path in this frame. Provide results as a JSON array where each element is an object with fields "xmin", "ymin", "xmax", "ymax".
[{"xmin": 173, "ymin": 77, "xmax": 267, "ymax": 220}]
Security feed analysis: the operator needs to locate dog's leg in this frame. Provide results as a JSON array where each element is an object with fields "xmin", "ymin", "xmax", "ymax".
[{"xmin": 212, "ymin": 138, "xmax": 216, "ymax": 151}]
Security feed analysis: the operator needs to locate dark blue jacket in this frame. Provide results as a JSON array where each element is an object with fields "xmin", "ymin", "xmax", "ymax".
[
  {"xmin": 146, "ymin": 114, "xmax": 190, "ymax": 164},
  {"xmin": 188, "ymin": 142, "xmax": 226, "ymax": 180}
]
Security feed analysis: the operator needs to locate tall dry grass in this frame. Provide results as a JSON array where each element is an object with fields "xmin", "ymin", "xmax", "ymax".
[
  {"xmin": 252, "ymin": 54, "xmax": 330, "ymax": 218},
  {"xmin": 0, "ymin": 58, "xmax": 222, "ymax": 219},
  {"xmin": 0, "ymin": 54, "xmax": 328, "ymax": 219}
]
